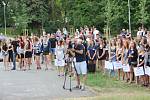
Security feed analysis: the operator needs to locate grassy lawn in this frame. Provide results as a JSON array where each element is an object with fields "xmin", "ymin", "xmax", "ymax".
[{"xmin": 84, "ymin": 72, "xmax": 150, "ymax": 100}]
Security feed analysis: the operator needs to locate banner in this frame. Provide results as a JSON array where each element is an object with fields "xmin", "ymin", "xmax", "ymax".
[
  {"xmin": 145, "ymin": 66, "xmax": 150, "ymax": 76},
  {"xmin": 105, "ymin": 61, "xmax": 114, "ymax": 70},
  {"xmin": 134, "ymin": 67, "xmax": 145, "ymax": 76},
  {"xmin": 113, "ymin": 61, "xmax": 122, "ymax": 69},
  {"xmin": 122, "ymin": 64, "xmax": 130, "ymax": 72}
]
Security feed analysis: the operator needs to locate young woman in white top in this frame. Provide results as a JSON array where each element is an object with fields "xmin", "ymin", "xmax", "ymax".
[{"xmin": 55, "ymin": 40, "xmax": 65, "ymax": 76}]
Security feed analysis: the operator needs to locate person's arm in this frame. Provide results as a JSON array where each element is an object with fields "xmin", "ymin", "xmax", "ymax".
[
  {"xmin": 144, "ymin": 52, "xmax": 148, "ymax": 67},
  {"xmin": 134, "ymin": 50, "xmax": 138, "ymax": 59},
  {"xmin": 74, "ymin": 45, "xmax": 84, "ymax": 54},
  {"xmin": 96, "ymin": 47, "xmax": 100, "ymax": 59},
  {"xmin": 138, "ymin": 60, "xmax": 145, "ymax": 67},
  {"xmin": 125, "ymin": 50, "xmax": 129, "ymax": 65},
  {"xmin": 92, "ymin": 49, "xmax": 97, "ymax": 60},
  {"xmin": 87, "ymin": 49, "xmax": 91, "ymax": 59},
  {"xmin": 75, "ymin": 49, "xmax": 83, "ymax": 54},
  {"xmin": 48, "ymin": 40, "xmax": 51, "ymax": 53},
  {"xmin": 69, "ymin": 49, "xmax": 75, "ymax": 57}
]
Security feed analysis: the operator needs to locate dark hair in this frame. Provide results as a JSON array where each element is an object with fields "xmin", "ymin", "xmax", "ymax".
[
  {"xmin": 68, "ymin": 41, "xmax": 72, "ymax": 49},
  {"xmin": 19, "ymin": 37, "xmax": 25, "ymax": 49},
  {"xmin": 27, "ymin": 40, "xmax": 31, "ymax": 49}
]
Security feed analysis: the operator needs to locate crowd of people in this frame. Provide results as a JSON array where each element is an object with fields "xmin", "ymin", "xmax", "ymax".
[{"xmin": 0, "ymin": 26, "xmax": 150, "ymax": 91}]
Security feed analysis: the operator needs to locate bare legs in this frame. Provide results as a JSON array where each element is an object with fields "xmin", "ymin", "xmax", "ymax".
[{"xmin": 3, "ymin": 55, "xmax": 8, "ymax": 71}]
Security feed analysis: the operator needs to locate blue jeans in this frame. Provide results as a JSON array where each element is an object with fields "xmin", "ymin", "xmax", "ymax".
[
  {"xmin": 12, "ymin": 52, "xmax": 17, "ymax": 69},
  {"xmin": 50, "ymin": 48, "xmax": 55, "ymax": 55}
]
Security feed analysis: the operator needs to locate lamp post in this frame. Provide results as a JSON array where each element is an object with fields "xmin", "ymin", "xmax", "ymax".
[
  {"xmin": 2, "ymin": 1, "xmax": 6, "ymax": 36},
  {"xmin": 128, "ymin": 0, "xmax": 131, "ymax": 33}
]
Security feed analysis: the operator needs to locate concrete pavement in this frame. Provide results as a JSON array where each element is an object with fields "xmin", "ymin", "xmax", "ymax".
[{"xmin": 0, "ymin": 63, "xmax": 95, "ymax": 100}]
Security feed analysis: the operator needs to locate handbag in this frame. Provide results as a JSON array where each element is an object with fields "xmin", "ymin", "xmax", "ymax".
[{"xmin": 131, "ymin": 61, "xmax": 137, "ymax": 66}]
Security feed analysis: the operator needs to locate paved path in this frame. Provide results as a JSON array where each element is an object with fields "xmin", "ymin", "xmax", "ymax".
[{"xmin": 0, "ymin": 63, "xmax": 95, "ymax": 100}]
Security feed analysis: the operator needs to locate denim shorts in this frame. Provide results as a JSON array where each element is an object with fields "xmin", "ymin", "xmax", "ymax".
[{"xmin": 50, "ymin": 48, "xmax": 55, "ymax": 54}]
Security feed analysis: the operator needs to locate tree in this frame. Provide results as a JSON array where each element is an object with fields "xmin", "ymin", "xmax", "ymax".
[{"xmin": 135, "ymin": 0, "xmax": 149, "ymax": 27}]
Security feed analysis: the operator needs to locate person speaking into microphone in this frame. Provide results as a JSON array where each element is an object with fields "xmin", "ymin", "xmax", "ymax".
[{"xmin": 73, "ymin": 37, "xmax": 87, "ymax": 91}]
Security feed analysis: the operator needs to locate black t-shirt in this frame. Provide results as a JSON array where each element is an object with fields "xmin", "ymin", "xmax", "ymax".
[
  {"xmin": 75, "ymin": 44, "xmax": 86, "ymax": 62},
  {"xmin": 49, "ymin": 38, "xmax": 57, "ymax": 48},
  {"xmin": 98, "ymin": 46, "xmax": 106, "ymax": 60},
  {"xmin": 11, "ymin": 40, "xmax": 19, "ymax": 53}
]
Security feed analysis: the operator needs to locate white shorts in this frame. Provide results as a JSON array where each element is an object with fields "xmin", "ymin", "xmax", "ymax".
[
  {"xmin": 55, "ymin": 59, "xmax": 65, "ymax": 67},
  {"xmin": 75, "ymin": 61, "xmax": 87, "ymax": 75}
]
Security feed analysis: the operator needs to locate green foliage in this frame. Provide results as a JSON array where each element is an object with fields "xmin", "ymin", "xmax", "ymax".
[
  {"xmin": 0, "ymin": 0, "xmax": 150, "ymax": 35},
  {"xmin": 135, "ymin": 0, "xmax": 149, "ymax": 26}
]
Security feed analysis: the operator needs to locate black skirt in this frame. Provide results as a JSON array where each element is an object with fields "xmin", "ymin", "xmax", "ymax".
[
  {"xmin": 20, "ymin": 53, "xmax": 25, "ymax": 58},
  {"xmin": 25, "ymin": 51, "xmax": 32, "ymax": 58}
]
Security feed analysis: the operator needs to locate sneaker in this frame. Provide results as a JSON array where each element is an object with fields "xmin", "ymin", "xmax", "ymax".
[
  {"xmin": 73, "ymin": 85, "xmax": 81, "ymax": 89},
  {"xmin": 11, "ymin": 68, "xmax": 16, "ymax": 70},
  {"xmin": 81, "ymin": 86, "xmax": 85, "ymax": 91},
  {"xmin": 45, "ymin": 68, "xmax": 48, "ymax": 70}
]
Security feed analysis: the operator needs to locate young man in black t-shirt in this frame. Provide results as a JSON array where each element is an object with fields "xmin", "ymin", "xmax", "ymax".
[
  {"xmin": 73, "ymin": 37, "xmax": 87, "ymax": 91},
  {"xmin": 11, "ymin": 39, "xmax": 19, "ymax": 70}
]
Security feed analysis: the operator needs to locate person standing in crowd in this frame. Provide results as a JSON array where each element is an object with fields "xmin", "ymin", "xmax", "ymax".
[
  {"xmin": 40, "ymin": 37, "xmax": 44, "ymax": 64},
  {"xmin": 93, "ymin": 28, "xmax": 99, "ymax": 40},
  {"xmin": 116, "ymin": 38, "xmax": 123, "ymax": 80},
  {"xmin": 127, "ymin": 41, "xmax": 138, "ymax": 84},
  {"xmin": 49, "ymin": 34, "xmax": 57, "ymax": 64},
  {"xmin": 97, "ymin": 38, "xmax": 106, "ymax": 72},
  {"xmin": 11, "ymin": 37, "xmax": 19, "ymax": 70},
  {"xmin": 87, "ymin": 39, "xmax": 97, "ymax": 73},
  {"xmin": 73, "ymin": 37, "xmax": 87, "ymax": 91},
  {"xmin": 42, "ymin": 35, "xmax": 51, "ymax": 70},
  {"xmin": 109, "ymin": 39, "xmax": 117, "ymax": 77},
  {"xmin": 122, "ymin": 39, "xmax": 130, "ymax": 82},
  {"xmin": 18, "ymin": 37, "xmax": 25, "ymax": 70},
  {"xmin": 25, "ymin": 37, "xmax": 33, "ymax": 70},
  {"xmin": 8, "ymin": 39, "xmax": 13, "ymax": 68},
  {"xmin": 55, "ymin": 40, "xmax": 65, "ymax": 76},
  {"xmin": 137, "ymin": 47, "xmax": 145, "ymax": 85},
  {"xmin": 65, "ymin": 39, "xmax": 75, "ymax": 75},
  {"xmin": 2, "ymin": 41, "xmax": 8, "ymax": 70},
  {"xmin": 33, "ymin": 37, "xmax": 41, "ymax": 70},
  {"xmin": 144, "ymin": 44, "xmax": 150, "ymax": 86}
]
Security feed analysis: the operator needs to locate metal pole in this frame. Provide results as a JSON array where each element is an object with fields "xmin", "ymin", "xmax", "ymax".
[
  {"xmin": 2, "ymin": 1, "xmax": 6, "ymax": 36},
  {"xmin": 128, "ymin": 0, "xmax": 131, "ymax": 33}
]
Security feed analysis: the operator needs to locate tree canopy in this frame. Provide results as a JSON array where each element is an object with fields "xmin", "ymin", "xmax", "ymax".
[{"xmin": 0, "ymin": 0, "xmax": 150, "ymax": 35}]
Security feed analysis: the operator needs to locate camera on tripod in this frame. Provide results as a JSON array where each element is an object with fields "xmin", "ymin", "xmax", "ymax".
[{"xmin": 63, "ymin": 41, "xmax": 75, "ymax": 92}]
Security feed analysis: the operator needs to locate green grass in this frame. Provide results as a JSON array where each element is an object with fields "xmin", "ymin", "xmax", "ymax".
[{"xmin": 85, "ymin": 72, "xmax": 150, "ymax": 100}]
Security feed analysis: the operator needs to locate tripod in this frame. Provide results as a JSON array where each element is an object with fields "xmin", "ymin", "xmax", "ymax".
[{"xmin": 63, "ymin": 61, "xmax": 73, "ymax": 92}]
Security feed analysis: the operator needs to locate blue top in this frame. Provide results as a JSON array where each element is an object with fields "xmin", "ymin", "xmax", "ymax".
[
  {"xmin": 87, "ymin": 45, "xmax": 97, "ymax": 60},
  {"xmin": 41, "ymin": 40, "xmax": 51, "ymax": 53},
  {"xmin": 127, "ymin": 49, "xmax": 138, "ymax": 65}
]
